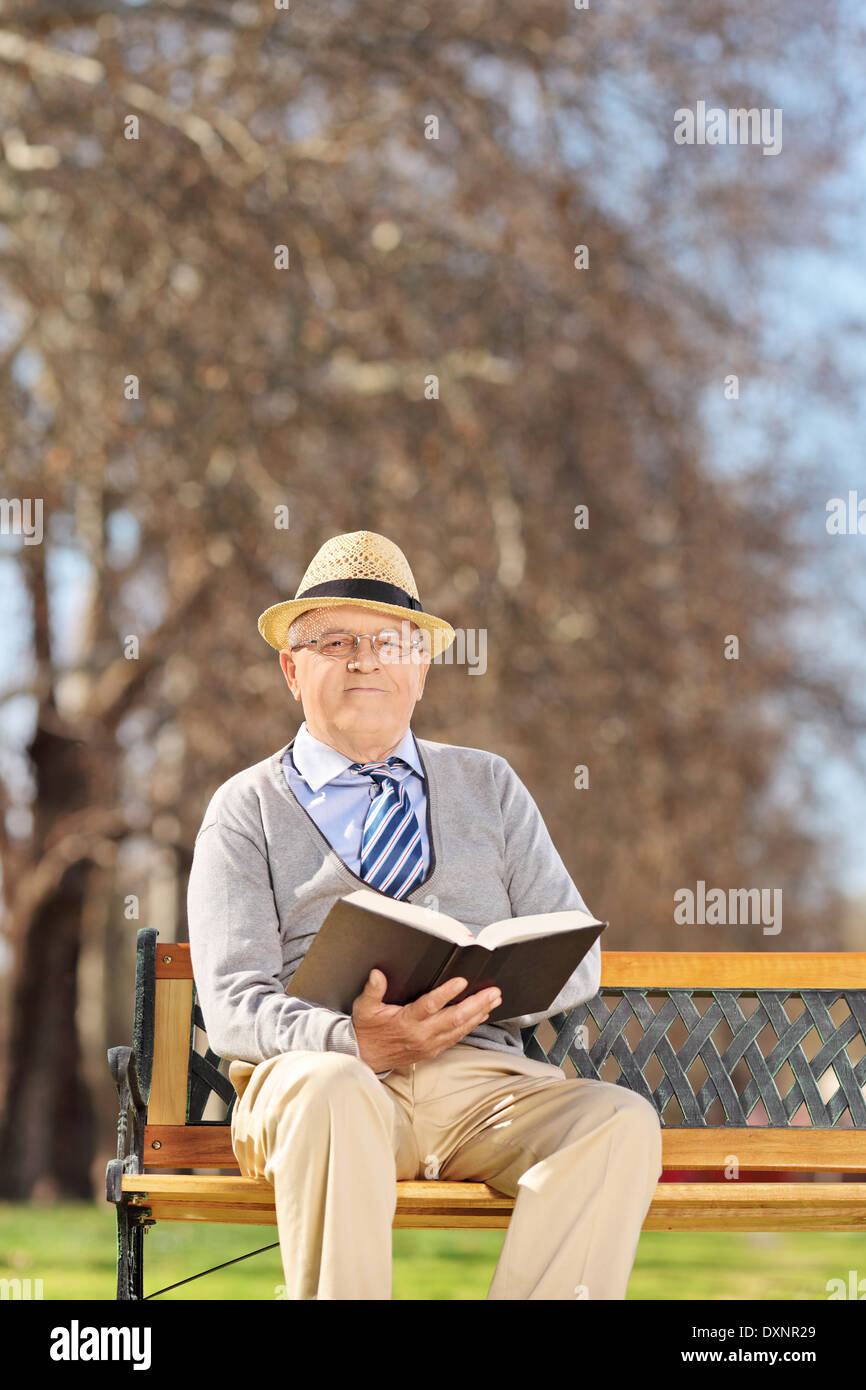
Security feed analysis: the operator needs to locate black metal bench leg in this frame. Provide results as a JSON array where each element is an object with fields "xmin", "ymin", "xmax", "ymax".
[
  {"xmin": 116, "ymin": 1202, "xmax": 148, "ymax": 1301},
  {"xmin": 107, "ymin": 1040, "xmax": 151, "ymax": 1301}
]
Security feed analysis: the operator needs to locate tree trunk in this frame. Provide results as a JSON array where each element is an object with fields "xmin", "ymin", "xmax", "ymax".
[
  {"xmin": 0, "ymin": 857, "xmax": 96, "ymax": 1199},
  {"xmin": 0, "ymin": 710, "xmax": 107, "ymax": 1200}
]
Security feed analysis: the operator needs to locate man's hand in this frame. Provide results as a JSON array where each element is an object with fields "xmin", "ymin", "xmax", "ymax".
[{"xmin": 351, "ymin": 970, "xmax": 502, "ymax": 1073}]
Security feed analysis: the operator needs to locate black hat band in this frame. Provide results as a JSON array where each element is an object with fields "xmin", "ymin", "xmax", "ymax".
[{"xmin": 298, "ymin": 578, "xmax": 423, "ymax": 612}]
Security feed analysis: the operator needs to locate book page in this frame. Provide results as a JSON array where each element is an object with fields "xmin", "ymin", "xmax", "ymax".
[
  {"xmin": 339, "ymin": 887, "xmax": 474, "ymax": 944},
  {"xmin": 477, "ymin": 907, "xmax": 603, "ymax": 948}
]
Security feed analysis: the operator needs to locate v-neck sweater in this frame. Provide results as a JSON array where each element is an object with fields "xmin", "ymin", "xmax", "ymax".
[{"xmin": 186, "ymin": 733, "xmax": 602, "ymax": 1072}]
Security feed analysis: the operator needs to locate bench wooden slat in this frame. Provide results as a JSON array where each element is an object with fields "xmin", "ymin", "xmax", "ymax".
[
  {"xmin": 147, "ymin": 979, "xmax": 193, "ymax": 1124},
  {"xmin": 120, "ymin": 1174, "xmax": 866, "ymax": 1232},
  {"xmin": 154, "ymin": 945, "xmax": 866, "ymax": 988},
  {"xmin": 604, "ymin": 952, "xmax": 866, "ymax": 988},
  {"xmin": 142, "ymin": 1122, "xmax": 866, "ymax": 1172}
]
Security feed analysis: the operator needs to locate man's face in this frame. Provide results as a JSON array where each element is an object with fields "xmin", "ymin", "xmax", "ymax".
[{"xmin": 278, "ymin": 604, "xmax": 430, "ymax": 754}]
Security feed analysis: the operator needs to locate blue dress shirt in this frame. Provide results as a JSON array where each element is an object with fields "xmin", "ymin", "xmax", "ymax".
[
  {"xmin": 282, "ymin": 720, "xmax": 431, "ymax": 1082},
  {"xmin": 281, "ymin": 720, "xmax": 431, "ymax": 882}
]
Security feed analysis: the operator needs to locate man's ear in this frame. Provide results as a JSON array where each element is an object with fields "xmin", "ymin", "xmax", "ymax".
[
  {"xmin": 416, "ymin": 654, "xmax": 430, "ymax": 700},
  {"xmin": 280, "ymin": 650, "xmax": 302, "ymax": 702}
]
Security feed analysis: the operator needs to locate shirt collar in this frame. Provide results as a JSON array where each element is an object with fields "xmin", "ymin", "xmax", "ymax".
[{"xmin": 289, "ymin": 720, "xmax": 424, "ymax": 793}]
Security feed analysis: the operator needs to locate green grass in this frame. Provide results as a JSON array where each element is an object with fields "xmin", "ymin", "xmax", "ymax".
[{"xmin": 1, "ymin": 1202, "xmax": 864, "ymax": 1300}]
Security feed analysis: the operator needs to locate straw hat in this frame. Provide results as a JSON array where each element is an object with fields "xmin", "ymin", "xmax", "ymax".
[{"xmin": 257, "ymin": 530, "xmax": 456, "ymax": 657}]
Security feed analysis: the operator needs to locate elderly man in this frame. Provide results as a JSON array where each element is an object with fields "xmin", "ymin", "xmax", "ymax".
[{"xmin": 187, "ymin": 530, "xmax": 662, "ymax": 1300}]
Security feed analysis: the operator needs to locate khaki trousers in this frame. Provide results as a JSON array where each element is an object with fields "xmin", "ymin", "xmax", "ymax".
[{"xmin": 228, "ymin": 1042, "xmax": 663, "ymax": 1301}]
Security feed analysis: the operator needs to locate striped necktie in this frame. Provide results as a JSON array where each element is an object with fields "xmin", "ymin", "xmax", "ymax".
[{"xmin": 348, "ymin": 756, "xmax": 424, "ymax": 900}]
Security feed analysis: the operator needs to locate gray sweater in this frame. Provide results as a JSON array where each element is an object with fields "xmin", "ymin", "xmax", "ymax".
[{"xmin": 186, "ymin": 733, "xmax": 602, "ymax": 1073}]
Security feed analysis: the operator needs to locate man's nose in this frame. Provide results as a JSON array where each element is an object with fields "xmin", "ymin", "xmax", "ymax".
[{"xmin": 350, "ymin": 635, "xmax": 380, "ymax": 669}]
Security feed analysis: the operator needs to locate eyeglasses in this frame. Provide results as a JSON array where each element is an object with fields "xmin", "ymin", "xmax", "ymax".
[{"xmin": 289, "ymin": 630, "xmax": 427, "ymax": 663}]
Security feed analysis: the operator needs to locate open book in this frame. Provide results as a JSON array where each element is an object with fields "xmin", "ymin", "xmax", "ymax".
[{"xmin": 288, "ymin": 887, "xmax": 607, "ymax": 1023}]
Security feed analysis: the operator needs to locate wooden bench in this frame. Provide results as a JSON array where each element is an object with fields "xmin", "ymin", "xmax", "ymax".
[{"xmin": 106, "ymin": 928, "xmax": 866, "ymax": 1299}]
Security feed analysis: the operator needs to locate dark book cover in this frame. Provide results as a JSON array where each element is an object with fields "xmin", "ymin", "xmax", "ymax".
[{"xmin": 288, "ymin": 891, "xmax": 607, "ymax": 1022}]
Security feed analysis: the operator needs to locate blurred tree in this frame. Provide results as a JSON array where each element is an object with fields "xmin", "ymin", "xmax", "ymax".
[{"xmin": 0, "ymin": 0, "xmax": 863, "ymax": 1196}]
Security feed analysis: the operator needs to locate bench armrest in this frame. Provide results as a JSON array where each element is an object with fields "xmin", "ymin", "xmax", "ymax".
[{"xmin": 105, "ymin": 1045, "xmax": 148, "ymax": 1203}]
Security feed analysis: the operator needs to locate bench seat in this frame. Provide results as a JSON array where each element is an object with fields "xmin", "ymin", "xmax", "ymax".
[{"xmin": 120, "ymin": 1173, "xmax": 866, "ymax": 1232}]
